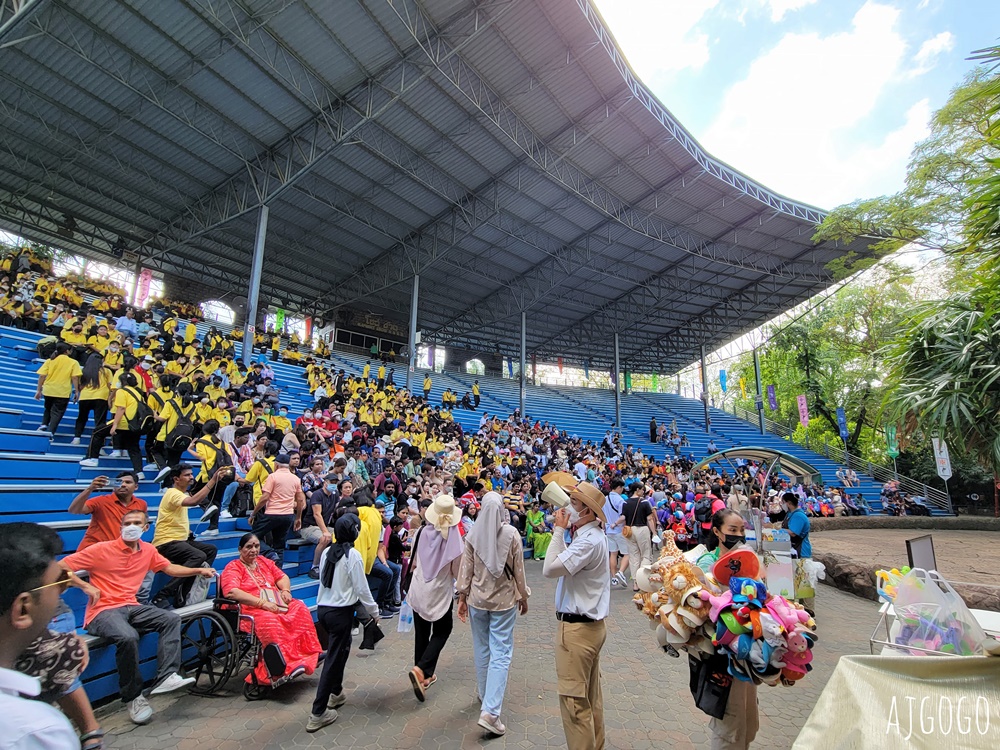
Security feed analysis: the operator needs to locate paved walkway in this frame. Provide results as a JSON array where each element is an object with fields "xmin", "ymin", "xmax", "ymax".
[{"xmin": 96, "ymin": 564, "xmax": 879, "ymax": 750}]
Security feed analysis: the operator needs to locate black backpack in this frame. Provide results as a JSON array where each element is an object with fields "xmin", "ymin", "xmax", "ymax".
[
  {"xmin": 122, "ymin": 387, "xmax": 156, "ymax": 433},
  {"xmin": 228, "ymin": 484, "xmax": 254, "ymax": 518},
  {"xmin": 694, "ymin": 495, "xmax": 714, "ymax": 525},
  {"xmin": 165, "ymin": 398, "xmax": 195, "ymax": 450},
  {"xmin": 193, "ymin": 437, "xmax": 234, "ymax": 479}
]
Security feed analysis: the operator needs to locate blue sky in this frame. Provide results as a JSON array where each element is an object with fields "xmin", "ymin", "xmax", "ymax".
[{"xmin": 593, "ymin": 0, "xmax": 1000, "ymax": 210}]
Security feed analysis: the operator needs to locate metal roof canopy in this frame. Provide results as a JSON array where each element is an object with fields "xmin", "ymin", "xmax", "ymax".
[{"xmin": 0, "ymin": 0, "xmax": 876, "ymax": 373}]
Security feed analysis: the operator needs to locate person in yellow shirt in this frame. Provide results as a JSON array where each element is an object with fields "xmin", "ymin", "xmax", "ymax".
[
  {"xmin": 103, "ymin": 339, "xmax": 125, "ymax": 371},
  {"xmin": 472, "ymin": 379, "xmax": 481, "ymax": 408},
  {"xmin": 270, "ymin": 407, "xmax": 292, "ymax": 436},
  {"xmin": 185, "ymin": 419, "xmax": 235, "ymax": 535},
  {"xmin": 183, "ymin": 319, "xmax": 198, "ymax": 345},
  {"xmin": 423, "ymin": 374, "xmax": 432, "ymax": 400},
  {"xmin": 78, "ymin": 371, "xmax": 145, "ymax": 477},
  {"xmin": 376, "ymin": 364, "xmax": 386, "ymax": 390},
  {"xmin": 72, "ymin": 353, "xmax": 113, "ymax": 445},
  {"xmin": 193, "ymin": 394, "xmax": 215, "ymax": 424},
  {"xmin": 203, "ymin": 377, "xmax": 226, "ymax": 403},
  {"xmin": 59, "ymin": 319, "xmax": 89, "ymax": 361},
  {"xmin": 211, "ymin": 398, "xmax": 232, "ymax": 426},
  {"xmin": 270, "ymin": 333, "xmax": 281, "ymax": 362},
  {"xmin": 244, "ymin": 442, "xmax": 277, "ymax": 508},
  {"xmin": 35, "ymin": 342, "xmax": 82, "ymax": 434}
]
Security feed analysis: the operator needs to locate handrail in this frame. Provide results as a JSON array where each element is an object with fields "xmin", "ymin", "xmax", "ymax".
[{"xmin": 727, "ymin": 404, "xmax": 952, "ymax": 513}]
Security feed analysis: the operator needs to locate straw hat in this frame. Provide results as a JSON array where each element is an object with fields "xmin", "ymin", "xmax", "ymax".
[
  {"xmin": 541, "ymin": 471, "xmax": 607, "ymax": 524},
  {"xmin": 425, "ymin": 493, "xmax": 461, "ymax": 530}
]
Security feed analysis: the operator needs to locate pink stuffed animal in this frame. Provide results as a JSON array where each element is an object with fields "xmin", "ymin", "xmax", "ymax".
[
  {"xmin": 699, "ymin": 589, "xmax": 734, "ymax": 622},
  {"xmin": 765, "ymin": 595, "xmax": 812, "ymax": 631},
  {"xmin": 781, "ymin": 629, "xmax": 814, "ymax": 676}
]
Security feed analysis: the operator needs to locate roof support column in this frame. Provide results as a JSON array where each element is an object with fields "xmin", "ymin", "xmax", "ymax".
[
  {"xmin": 676, "ymin": 373, "xmax": 681, "ymax": 395},
  {"xmin": 242, "ymin": 205, "xmax": 268, "ymax": 366},
  {"xmin": 753, "ymin": 347, "xmax": 765, "ymax": 435},
  {"xmin": 128, "ymin": 258, "xmax": 141, "ymax": 307},
  {"xmin": 613, "ymin": 332, "xmax": 621, "ymax": 429},
  {"xmin": 700, "ymin": 345, "xmax": 710, "ymax": 433},
  {"xmin": 406, "ymin": 274, "xmax": 419, "ymax": 393},
  {"xmin": 519, "ymin": 311, "xmax": 526, "ymax": 417}
]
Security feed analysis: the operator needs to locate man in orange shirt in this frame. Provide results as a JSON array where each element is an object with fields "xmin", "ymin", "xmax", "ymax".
[
  {"xmin": 60, "ymin": 510, "xmax": 215, "ymax": 725},
  {"xmin": 249, "ymin": 453, "xmax": 305, "ymax": 566},
  {"xmin": 68, "ymin": 473, "xmax": 146, "ymax": 551}
]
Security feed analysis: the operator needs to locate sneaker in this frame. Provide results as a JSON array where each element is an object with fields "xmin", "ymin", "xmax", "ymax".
[
  {"xmin": 70, "ymin": 437, "xmax": 81, "ymax": 446},
  {"xmin": 149, "ymin": 672, "xmax": 195, "ymax": 695},
  {"xmin": 78, "ymin": 458, "xmax": 99, "ymax": 467},
  {"xmin": 199, "ymin": 529, "xmax": 219, "ymax": 538},
  {"xmin": 199, "ymin": 506, "xmax": 219, "ymax": 523},
  {"xmin": 610, "ymin": 576, "xmax": 620, "ymax": 588},
  {"xmin": 110, "ymin": 450, "xmax": 123, "ymax": 458},
  {"xmin": 327, "ymin": 692, "xmax": 346, "ymax": 710},
  {"xmin": 351, "ymin": 626, "xmax": 360, "ymax": 637},
  {"xmin": 142, "ymin": 463, "xmax": 158, "ymax": 472},
  {"xmin": 219, "ymin": 509, "xmax": 233, "ymax": 520},
  {"xmin": 616, "ymin": 572, "xmax": 628, "ymax": 587},
  {"xmin": 128, "ymin": 695, "xmax": 153, "ymax": 724},
  {"xmin": 36, "ymin": 425, "xmax": 48, "ymax": 432},
  {"xmin": 305, "ymin": 709, "xmax": 338, "ymax": 733},
  {"xmin": 307, "ymin": 566, "xmax": 320, "ymax": 579},
  {"xmin": 136, "ymin": 472, "xmax": 146, "ymax": 481},
  {"xmin": 153, "ymin": 466, "xmax": 171, "ymax": 484},
  {"xmin": 477, "ymin": 712, "xmax": 506, "ymax": 736},
  {"xmin": 379, "ymin": 607, "xmax": 396, "ymax": 619}
]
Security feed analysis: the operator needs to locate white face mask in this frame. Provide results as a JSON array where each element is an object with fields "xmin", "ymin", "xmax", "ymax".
[
  {"xmin": 121, "ymin": 524, "xmax": 144, "ymax": 542},
  {"xmin": 567, "ymin": 506, "xmax": 583, "ymax": 525}
]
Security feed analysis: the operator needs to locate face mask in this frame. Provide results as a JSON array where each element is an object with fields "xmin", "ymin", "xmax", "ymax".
[
  {"xmin": 140, "ymin": 361, "xmax": 150, "ymax": 369},
  {"xmin": 217, "ymin": 403, "xmax": 227, "ymax": 409},
  {"xmin": 121, "ymin": 525, "xmax": 144, "ymax": 542},
  {"xmin": 566, "ymin": 506, "xmax": 583, "ymax": 525},
  {"xmin": 326, "ymin": 482, "xmax": 337, "ymax": 492},
  {"xmin": 279, "ymin": 410, "xmax": 287, "ymax": 416},
  {"xmin": 722, "ymin": 534, "xmax": 745, "ymax": 549},
  {"xmin": 109, "ymin": 346, "xmax": 120, "ymax": 353},
  {"xmin": 201, "ymin": 397, "xmax": 210, "ymax": 404}
]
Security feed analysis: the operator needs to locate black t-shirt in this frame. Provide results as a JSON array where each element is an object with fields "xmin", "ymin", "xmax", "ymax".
[
  {"xmin": 303, "ymin": 488, "xmax": 338, "ymax": 528},
  {"xmin": 621, "ymin": 497, "xmax": 653, "ymax": 527}
]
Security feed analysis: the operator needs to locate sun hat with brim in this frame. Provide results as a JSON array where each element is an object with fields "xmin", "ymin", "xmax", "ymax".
[
  {"xmin": 541, "ymin": 471, "xmax": 607, "ymax": 524},
  {"xmin": 425, "ymin": 493, "xmax": 461, "ymax": 530}
]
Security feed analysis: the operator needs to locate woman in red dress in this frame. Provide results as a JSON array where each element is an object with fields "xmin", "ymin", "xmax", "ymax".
[{"xmin": 221, "ymin": 533, "xmax": 322, "ymax": 685}]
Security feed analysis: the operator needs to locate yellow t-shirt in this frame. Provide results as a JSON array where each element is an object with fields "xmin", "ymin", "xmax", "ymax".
[
  {"xmin": 87, "ymin": 334, "xmax": 111, "ymax": 354},
  {"xmin": 110, "ymin": 387, "xmax": 140, "ymax": 430},
  {"xmin": 245, "ymin": 457, "xmax": 275, "ymax": 505},
  {"xmin": 60, "ymin": 329, "xmax": 88, "ymax": 346},
  {"xmin": 191, "ymin": 436, "xmax": 232, "ymax": 481},
  {"xmin": 79, "ymin": 367, "xmax": 112, "ymax": 401},
  {"xmin": 151, "ymin": 488, "xmax": 190, "ymax": 546},
  {"xmin": 38, "ymin": 355, "xmax": 82, "ymax": 398},
  {"xmin": 184, "ymin": 322, "xmax": 197, "ymax": 344},
  {"xmin": 193, "ymin": 402, "xmax": 214, "ymax": 424},
  {"xmin": 210, "ymin": 408, "xmax": 231, "ymax": 426}
]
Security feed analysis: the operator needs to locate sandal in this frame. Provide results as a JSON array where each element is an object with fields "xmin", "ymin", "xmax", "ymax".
[{"xmin": 81, "ymin": 729, "xmax": 105, "ymax": 750}]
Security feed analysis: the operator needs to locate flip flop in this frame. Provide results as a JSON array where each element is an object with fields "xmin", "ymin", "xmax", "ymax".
[{"xmin": 81, "ymin": 729, "xmax": 105, "ymax": 750}]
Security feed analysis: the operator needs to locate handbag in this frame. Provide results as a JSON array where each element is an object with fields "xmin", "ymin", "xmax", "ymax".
[
  {"xmin": 622, "ymin": 498, "xmax": 642, "ymax": 539},
  {"xmin": 360, "ymin": 618, "xmax": 385, "ymax": 650},
  {"xmin": 688, "ymin": 652, "xmax": 732, "ymax": 719}
]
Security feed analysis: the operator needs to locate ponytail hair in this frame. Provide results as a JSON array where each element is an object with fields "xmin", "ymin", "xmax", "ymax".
[{"xmin": 705, "ymin": 508, "xmax": 742, "ymax": 552}]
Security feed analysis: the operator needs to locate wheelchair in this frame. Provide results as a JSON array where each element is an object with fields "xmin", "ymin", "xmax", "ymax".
[{"xmin": 178, "ymin": 577, "xmax": 306, "ymax": 701}]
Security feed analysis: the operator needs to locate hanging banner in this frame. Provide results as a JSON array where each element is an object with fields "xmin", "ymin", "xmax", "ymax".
[
  {"xmin": 583, "ymin": 359, "xmax": 590, "ymax": 379},
  {"xmin": 739, "ymin": 377, "xmax": 747, "ymax": 399},
  {"xmin": 136, "ymin": 268, "xmax": 152, "ymax": 307},
  {"xmin": 275, "ymin": 308, "xmax": 285, "ymax": 331},
  {"xmin": 304, "ymin": 317, "xmax": 312, "ymax": 340},
  {"xmin": 836, "ymin": 407, "xmax": 849, "ymax": 441},
  {"xmin": 931, "ymin": 436, "xmax": 952, "ymax": 480},
  {"xmin": 719, "ymin": 369, "xmax": 728, "ymax": 393},
  {"xmin": 885, "ymin": 424, "xmax": 900, "ymax": 458},
  {"xmin": 624, "ymin": 370, "xmax": 632, "ymax": 392},
  {"xmin": 506, "ymin": 357, "xmax": 513, "ymax": 378},
  {"xmin": 796, "ymin": 395, "xmax": 809, "ymax": 428},
  {"xmin": 767, "ymin": 385, "xmax": 778, "ymax": 411},
  {"xmin": 557, "ymin": 357, "xmax": 563, "ymax": 374},
  {"xmin": 427, "ymin": 345, "xmax": 435, "ymax": 368},
  {"xmin": 651, "ymin": 373, "xmax": 659, "ymax": 392}
]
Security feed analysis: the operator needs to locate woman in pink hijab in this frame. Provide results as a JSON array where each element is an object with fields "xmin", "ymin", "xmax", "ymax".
[{"xmin": 406, "ymin": 493, "xmax": 463, "ymax": 702}]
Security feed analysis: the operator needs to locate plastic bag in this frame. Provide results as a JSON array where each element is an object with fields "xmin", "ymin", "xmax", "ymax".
[
  {"xmin": 891, "ymin": 568, "xmax": 986, "ymax": 656},
  {"xmin": 397, "ymin": 601, "xmax": 414, "ymax": 633}
]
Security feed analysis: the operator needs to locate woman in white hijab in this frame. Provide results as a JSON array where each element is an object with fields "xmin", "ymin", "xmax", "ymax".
[
  {"xmin": 456, "ymin": 491, "xmax": 530, "ymax": 736},
  {"xmin": 406, "ymin": 493, "xmax": 464, "ymax": 703}
]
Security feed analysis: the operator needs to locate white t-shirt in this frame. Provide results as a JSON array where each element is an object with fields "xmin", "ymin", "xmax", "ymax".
[
  {"xmin": 603, "ymin": 492, "xmax": 625, "ymax": 536},
  {"xmin": 573, "ymin": 461, "xmax": 588, "ymax": 481}
]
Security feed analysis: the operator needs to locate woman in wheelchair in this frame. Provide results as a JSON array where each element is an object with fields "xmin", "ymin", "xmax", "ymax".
[{"xmin": 220, "ymin": 533, "xmax": 322, "ymax": 687}]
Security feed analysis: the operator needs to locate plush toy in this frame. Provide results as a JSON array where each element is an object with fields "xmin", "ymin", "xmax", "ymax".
[
  {"xmin": 731, "ymin": 577, "xmax": 767, "ymax": 608},
  {"xmin": 766, "ymin": 595, "xmax": 814, "ymax": 631},
  {"xmin": 781, "ymin": 629, "xmax": 815, "ymax": 677},
  {"xmin": 699, "ymin": 588, "xmax": 734, "ymax": 622},
  {"xmin": 758, "ymin": 612, "xmax": 785, "ymax": 648}
]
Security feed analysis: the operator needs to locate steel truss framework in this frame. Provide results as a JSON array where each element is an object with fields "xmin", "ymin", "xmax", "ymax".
[{"xmin": 0, "ymin": 0, "xmax": 875, "ymax": 373}]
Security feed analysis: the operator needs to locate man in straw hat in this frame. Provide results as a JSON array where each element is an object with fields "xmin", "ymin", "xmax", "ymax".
[{"xmin": 540, "ymin": 472, "xmax": 610, "ymax": 750}]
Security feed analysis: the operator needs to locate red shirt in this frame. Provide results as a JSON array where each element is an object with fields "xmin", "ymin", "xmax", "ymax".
[{"xmin": 77, "ymin": 494, "xmax": 148, "ymax": 551}]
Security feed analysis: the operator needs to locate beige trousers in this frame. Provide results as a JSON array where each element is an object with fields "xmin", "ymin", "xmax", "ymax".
[
  {"xmin": 555, "ymin": 619, "xmax": 607, "ymax": 750},
  {"xmin": 709, "ymin": 676, "xmax": 758, "ymax": 750},
  {"xmin": 625, "ymin": 525, "xmax": 652, "ymax": 580}
]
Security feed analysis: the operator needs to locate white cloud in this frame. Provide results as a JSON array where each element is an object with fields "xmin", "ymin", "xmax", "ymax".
[
  {"xmin": 765, "ymin": 0, "xmax": 818, "ymax": 22},
  {"xmin": 700, "ymin": 2, "xmax": 930, "ymax": 208},
  {"xmin": 910, "ymin": 31, "xmax": 955, "ymax": 76},
  {"xmin": 593, "ymin": 0, "xmax": 719, "ymax": 79}
]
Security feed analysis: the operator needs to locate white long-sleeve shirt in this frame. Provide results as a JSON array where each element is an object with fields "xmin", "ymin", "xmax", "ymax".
[{"xmin": 315, "ymin": 547, "xmax": 379, "ymax": 618}]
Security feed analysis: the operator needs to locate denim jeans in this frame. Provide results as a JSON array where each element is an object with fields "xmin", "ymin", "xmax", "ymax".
[
  {"xmin": 365, "ymin": 559, "xmax": 394, "ymax": 607},
  {"xmin": 468, "ymin": 605, "xmax": 517, "ymax": 717},
  {"xmin": 385, "ymin": 560, "xmax": 402, "ymax": 603}
]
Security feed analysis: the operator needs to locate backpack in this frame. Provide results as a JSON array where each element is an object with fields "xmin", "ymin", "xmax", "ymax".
[
  {"xmin": 228, "ymin": 484, "xmax": 254, "ymax": 518},
  {"xmin": 694, "ymin": 495, "xmax": 714, "ymax": 525},
  {"xmin": 164, "ymin": 398, "xmax": 195, "ymax": 450},
  {"xmin": 122, "ymin": 387, "xmax": 156, "ymax": 433},
  {"xmin": 148, "ymin": 391, "xmax": 166, "ymax": 411},
  {"xmin": 193, "ymin": 437, "xmax": 234, "ymax": 479}
]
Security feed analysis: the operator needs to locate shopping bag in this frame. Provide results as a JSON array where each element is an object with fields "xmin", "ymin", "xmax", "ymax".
[
  {"xmin": 688, "ymin": 653, "xmax": 732, "ymax": 719},
  {"xmin": 891, "ymin": 568, "xmax": 987, "ymax": 655},
  {"xmin": 397, "ymin": 601, "xmax": 414, "ymax": 633}
]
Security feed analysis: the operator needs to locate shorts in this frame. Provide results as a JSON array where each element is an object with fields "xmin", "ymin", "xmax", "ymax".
[
  {"xmin": 299, "ymin": 526, "xmax": 325, "ymax": 544},
  {"xmin": 606, "ymin": 534, "xmax": 629, "ymax": 555}
]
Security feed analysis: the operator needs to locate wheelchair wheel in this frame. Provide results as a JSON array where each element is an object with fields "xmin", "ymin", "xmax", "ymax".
[
  {"xmin": 243, "ymin": 679, "xmax": 267, "ymax": 701},
  {"xmin": 180, "ymin": 611, "xmax": 237, "ymax": 695}
]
